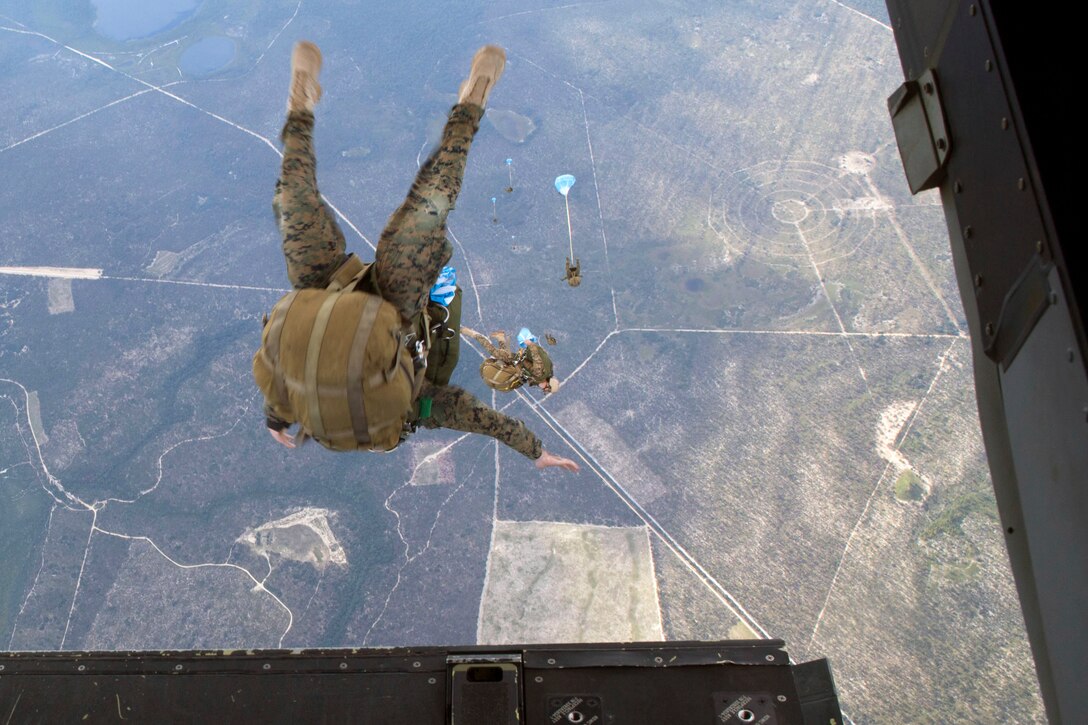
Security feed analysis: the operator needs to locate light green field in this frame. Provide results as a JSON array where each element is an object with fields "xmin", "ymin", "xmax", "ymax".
[{"xmin": 479, "ymin": 521, "xmax": 663, "ymax": 644}]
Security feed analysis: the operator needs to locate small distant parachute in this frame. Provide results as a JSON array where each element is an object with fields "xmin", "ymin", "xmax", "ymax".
[
  {"xmin": 554, "ymin": 174, "xmax": 576, "ymax": 196},
  {"xmin": 555, "ymin": 175, "xmax": 579, "ymax": 283}
]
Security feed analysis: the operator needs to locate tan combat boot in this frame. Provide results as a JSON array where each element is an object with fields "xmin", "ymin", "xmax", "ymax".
[
  {"xmin": 458, "ymin": 45, "xmax": 505, "ymax": 108},
  {"xmin": 288, "ymin": 41, "xmax": 323, "ymax": 113}
]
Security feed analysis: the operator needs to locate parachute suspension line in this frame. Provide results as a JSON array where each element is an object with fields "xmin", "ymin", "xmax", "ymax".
[
  {"xmin": 555, "ymin": 173, "xmax": 577, "ymax": 261},
  {"xmin": 564, "ymin": 194, "xmax": 575, "ymax": 261}
]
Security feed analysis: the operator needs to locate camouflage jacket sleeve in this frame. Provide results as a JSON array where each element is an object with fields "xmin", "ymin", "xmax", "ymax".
[
  {"xmin": 526, "ymin": 343, "xmax": 546, "ymax": 381},
  {"xmin": 418, "ymin": 382, "xmax": 543, "ymax": 459}
]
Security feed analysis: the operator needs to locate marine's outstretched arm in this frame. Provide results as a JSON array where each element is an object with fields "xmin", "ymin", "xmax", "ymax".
[
  {"xmin": 535, "ymin": 450, "xmax": 580, "ymax": 473},
  {"xmin": 418, "ymin": 382, "xmax": 579, "ymax": 472}
]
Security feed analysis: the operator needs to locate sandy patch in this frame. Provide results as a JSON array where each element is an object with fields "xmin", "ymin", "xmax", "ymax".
[
  {"xmin": 27, "ymin": 390, "xmax": 47, "ymax": 445},
  {"xmin": 238, "ymin": 507, "xmax": 347, "ymax": 570},
  {"xmin": 47, "ymin": 278, "xmax": 75, "ymax": 314},
  {"xmin": 839, "ymin": 150, "xmax": 876, "ymax": 174}
]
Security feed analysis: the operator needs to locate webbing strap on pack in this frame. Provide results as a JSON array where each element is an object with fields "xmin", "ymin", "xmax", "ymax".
[
  {"xmin": 482, "ymin": 359, "xmax": 519, "ymax": 392},
  {"xmin": 345, "ymin": 295, "xmax": 381, "ymax": 446},
  {"xmin": 304, "ymin": 292, "xmax": 342, "ymax": 441},
  {"xmin": 326, "ymin": 253, "xmax": 366, "ymax": 292},
  {"xmin": 266, "ymin": 291, "xmax": 299, "ymax": 408}
]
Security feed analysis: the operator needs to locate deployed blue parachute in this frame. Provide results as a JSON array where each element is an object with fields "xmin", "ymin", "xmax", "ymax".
[
  {"xmin": 554, "ymin": 174, "xmax": 576, "ymax": 196},
  {"xmin": 429, "ymin": 265, "xmax": 457, "ymax": 306},
  {"xmin": 517, "ymin": 327, "xmax": 538, "ymax": 348}
]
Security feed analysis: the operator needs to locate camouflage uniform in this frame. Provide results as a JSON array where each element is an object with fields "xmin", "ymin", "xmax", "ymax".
[
  {"xmin": 564, "ymin": 256, "xmax": 582, "ymax": 287},
  {"xmin": 266, "ymin": 104, "xmax": 543, "ymax": 459}
]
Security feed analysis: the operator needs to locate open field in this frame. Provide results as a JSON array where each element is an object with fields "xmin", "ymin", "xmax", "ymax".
[
  {"xmin": 479, "ymin": 520, "xmax": 662, "ymax": 643},
  {"xmin": 0, "ymin": 0, "xmax": 1042, "ymax": 720}
]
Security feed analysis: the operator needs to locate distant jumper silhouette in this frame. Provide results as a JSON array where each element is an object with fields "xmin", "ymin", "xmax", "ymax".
[{"xmin": 564, "ymin": 256, "xmax": 582, "ymax": 287}]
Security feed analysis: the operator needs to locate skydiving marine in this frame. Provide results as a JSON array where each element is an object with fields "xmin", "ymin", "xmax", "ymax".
[
  {"xmin": 563, "ymin": 256, "xmax": 582, "ymax": 287},
  {"xmin": 461, "ymin": 326, "xmax": 560, "ymax": 393},
  {"xmin": 253, "ymin": 41, "xmax": 579, "ymax": 473}
]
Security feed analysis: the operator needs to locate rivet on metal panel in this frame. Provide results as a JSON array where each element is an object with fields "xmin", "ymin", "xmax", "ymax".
[
  {"xmin": 535, "ymin": 676, "xmax": 544, "ymax": 683},
  {"xmin": 1001, "ymin": 117, "xmax": 1009, "ymax": 130},
  {"xmin": 985, "ymin": 59, "xmax": 993, "ymax": 71},
  {"xmin": 1017, "ymin": 178, "xmax": 1026, "ymax": 190},
  {"xmin": 174, "ymin": 664, "xmax": 183, "ymax": 671},
  {"xmin": 963, "ymin": 225, "xmax": 973, "ymax": 239},
  {"xmin": 413, "ymin": 661, "xmax": 421, "ymax": 668},
  {"xmin": 969, "ymin": 4, "xmax": 977, "ymax": 16},
  {"xmin": 765, "ymin": 654, "xmax": 776, "ymax": 662},
  {"xmin": 547, "ymin": 658, "xmax": 556, "ymax": 665},
  {"xmin": 777, "ymin": 695, "xmax": 787, "ymax": 703},
  {"xmin": 954, "ymin": 180, "xmax": 964, "ymax": 193},
  {"xmin": 262, "ymin": 663, "xmax": 271, "ymax": 671},
  {"xmin": 78, "ymin": 664, "xmax": 86, "ymax": 672},
  {"xmin": 339, "ymin": 662, "xmax": 347, "ymax": 670},
  {"xmin": 0, "ymin": 665, "xmax": 5, "ymax": 671},
  {"xmin": 974, "ymin": 274, "xmax": 984, "ymax": 288},
  {"xmin": 654, "ymin": 656, "xmax": 663, "ymax": 664},
  {"xmin": 985, "ymin": 322, "xmax": 995, "ymax": 336},
  {"xmin": 428, "ymin": 677, "xmax": 437, "ymax": 685}
]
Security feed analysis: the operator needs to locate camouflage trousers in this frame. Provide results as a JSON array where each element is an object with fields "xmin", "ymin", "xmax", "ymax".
[{"xmin": 273, "ymin": 103, "xmax": 484, "ymax": 322}]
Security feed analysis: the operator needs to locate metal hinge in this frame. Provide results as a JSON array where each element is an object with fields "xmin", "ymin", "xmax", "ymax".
[{"xmin": 888, "ymin": 68, "xmax": 952, "ymax": 193}]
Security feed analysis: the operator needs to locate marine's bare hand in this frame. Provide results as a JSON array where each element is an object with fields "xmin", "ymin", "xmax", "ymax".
[
  {"xmin": 268, "ymin": 427, "xmax": 296, "ymax": 449},
  {"xmin": 535, "ymin": 449, "xmax": 580, "ymax": 473}
]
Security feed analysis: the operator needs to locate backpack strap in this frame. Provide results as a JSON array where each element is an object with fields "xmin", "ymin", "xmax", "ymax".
[
  {"xmin": 304, "ymin": 291, "xmax": 343, "ymax": 441},
  {"xmin": 265, "ymin": 290, "xmax": 300, "ymax": 408},
  {"xmin": 481, "ymin": 358, "xmax": 520, "ymax": 392},
  {"xmin": 345, "ymin": 294, "xmax": 382, "ymax": 446},
  {"xmin": 326, "ymin": 253, "xmax": 367, "ymax": 292}
]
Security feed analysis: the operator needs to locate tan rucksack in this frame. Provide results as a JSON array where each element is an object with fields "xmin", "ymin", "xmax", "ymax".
[
  {"xmin": 252, "ymin": 256, "xmax": 420, "ymax": 452},
  {"xmin": 479, "ymin": 357, "xmax": 526, "ymax": 392}
]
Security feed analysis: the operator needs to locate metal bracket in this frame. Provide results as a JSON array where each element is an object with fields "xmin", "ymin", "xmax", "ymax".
[
  {"xmin": 888, "ymin": 68, "xmax": 952, "ymax": 192},
  {"xmin": 449, "ymin": 655, "xmax": 521, "ymax": 725},
  {"xmin": 985, "ymin": 254, "xmax": 1054, "ymax": 370}
]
